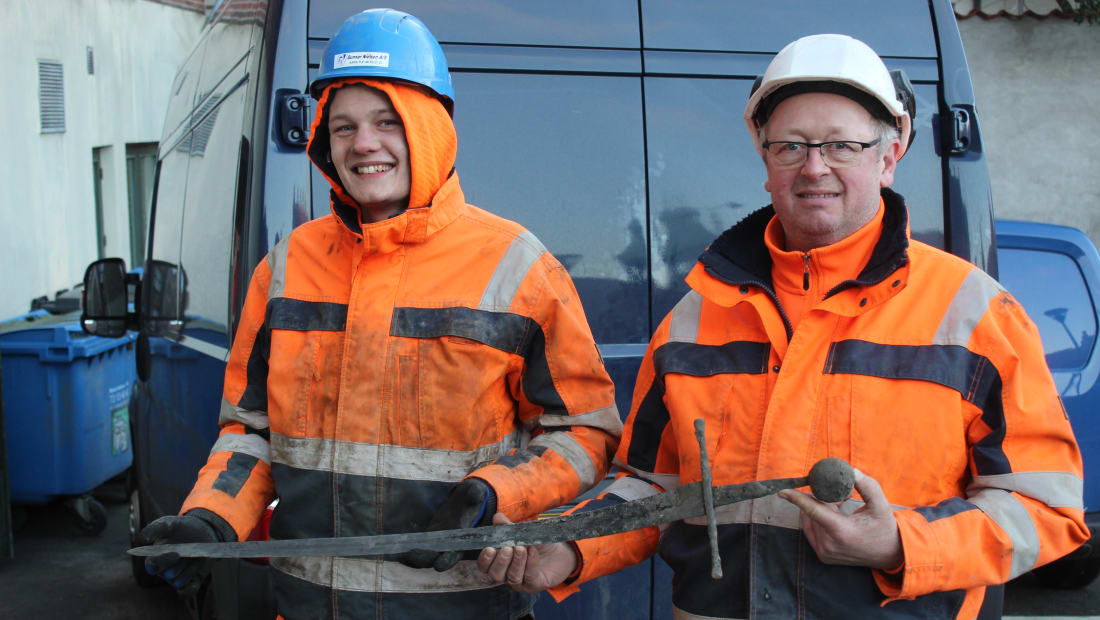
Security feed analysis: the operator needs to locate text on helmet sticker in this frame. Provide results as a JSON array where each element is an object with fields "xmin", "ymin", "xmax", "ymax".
[{"xmin": 334, "ymin": 52, "xmax": 390, "ymax": 69}]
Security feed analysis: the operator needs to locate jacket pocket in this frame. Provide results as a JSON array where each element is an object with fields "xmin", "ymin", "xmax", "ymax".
[
  {"xmin": 267, "ymin": 329, "xmax": 345, "ymax": 439},
  {"xmin": 267, "ymin": 329, "xmax": 319, "ymax": 438},
  {"xmin": 850, "ymin": 375, "xmax": 969, "ymax": 504},
  {"xmin": 265, "ymin": 299, "xmax": 349, "ymax": 439},
  {"xmin": 399, "ymin": 336, "xmax": 515, "ymax": 452}
]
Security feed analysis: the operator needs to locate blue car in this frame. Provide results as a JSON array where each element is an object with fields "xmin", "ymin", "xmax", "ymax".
[{"xmin": 996, "ymin": 219, "xmax": 1100, "ymax": 589}]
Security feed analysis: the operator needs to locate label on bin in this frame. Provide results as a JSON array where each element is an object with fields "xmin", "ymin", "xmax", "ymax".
[
  {"xmin": 112, "ymin": 407, "xmax": 130, "ymax": 455},
  {"xmin": 109, "ymin": 383, "xmax": 131, "ymax": 456}
]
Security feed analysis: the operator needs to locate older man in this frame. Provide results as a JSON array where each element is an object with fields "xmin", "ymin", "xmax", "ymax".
[{"xmin": 481, "ymin": 34, "xmax": 1088, "ymax": 619}]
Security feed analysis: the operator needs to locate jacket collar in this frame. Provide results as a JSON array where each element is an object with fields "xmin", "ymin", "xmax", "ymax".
[
  {"xmin": 698, "ymin": 187, "xmax": 911, "ymax": 298},
  {"xmin": 333, "ymin": 172, "xmax": 467, "ymax": 255}
]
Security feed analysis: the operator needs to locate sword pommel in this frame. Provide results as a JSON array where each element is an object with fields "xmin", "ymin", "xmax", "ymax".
[{"xmin": 808, "ymin": 457, "xmax": 855, "ymax": 503}]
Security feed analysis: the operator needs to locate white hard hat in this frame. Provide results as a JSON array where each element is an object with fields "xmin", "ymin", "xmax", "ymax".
[{"xmin": 744, "ymin": 34, "xmax": 913, "ymax": 160}]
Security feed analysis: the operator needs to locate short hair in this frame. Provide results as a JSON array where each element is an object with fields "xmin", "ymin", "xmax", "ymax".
[{"xmin": 874, "ymin": 119, "xmax": 900, "ymax": 155}]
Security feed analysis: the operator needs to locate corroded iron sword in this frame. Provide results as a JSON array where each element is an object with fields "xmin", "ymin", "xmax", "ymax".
[{"xmin": 130, "ymin": 421, "xmax": 854, "ymax": 564}]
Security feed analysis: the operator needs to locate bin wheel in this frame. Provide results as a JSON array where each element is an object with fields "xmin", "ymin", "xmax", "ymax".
[
  {"xmin": 129, "ymin": 486, "xmax": 163, "ymax": 588},
  {"xmin": 68, "ymin": 495, "xmax": 108, "ymax": 535}
]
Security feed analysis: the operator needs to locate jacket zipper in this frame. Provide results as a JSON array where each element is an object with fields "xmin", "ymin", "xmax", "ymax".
[{"xmin": 802, "ymin": 253, "xmax": 811, "ymax": 291}]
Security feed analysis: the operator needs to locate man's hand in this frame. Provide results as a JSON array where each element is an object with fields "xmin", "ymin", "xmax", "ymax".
[
  {"xmin": 140, "ymin": 514, "xmax": 222, "ymax": 594},
  {"xmin": 477, "ymin": 513, "xmax": 579, "ymax": 593},
  {"xmin": 778, "ymin": 468, "xmax": 903, "ymax": 570},
  {"xmin": 403, "ymin": 478, "xmax": 496, "ymax": 572}
]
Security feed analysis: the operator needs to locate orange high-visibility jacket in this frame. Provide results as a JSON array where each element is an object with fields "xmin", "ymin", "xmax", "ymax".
[
  {"xmin": 555, "ymin": 189, "xmax": 1086, "ymax": 619},
  {"xmin": 179, "ymin": 79, "xmax": 621, "ymax": 619}
]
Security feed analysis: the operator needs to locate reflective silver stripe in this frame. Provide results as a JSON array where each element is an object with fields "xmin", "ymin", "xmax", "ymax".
[
  {"xmin": 682, "ymin": 495, "xmax": 898, "ymax": 530},
  {"xmin": 613, "ymin": 459, "xmax": 679, "ymax": 492},
  {"xmin": 539, "ymin": 405, "xmax": 623, "ymax": 437},
  {"xmin": 178, "ymin": 334, "xmax": 229, "ymax": 361},
  {"xmin": 271, "ymin": 433, "xmax": 520, "ymax": 482},
  {"xmin": 530, "ymin": 432, "xmax": 598, "ymax": 488},
  {"xmin": 969, "ymin": 472, "xmax": 1084, "ymax": 510},
  {"xmin": 604, "ymin": 476, "xmax": 659, "ymax": 502},
  {"xmin": 970, "ymin": 488, "xmax": 1041, "ymax": 578},
  {"xmin": 266, "ymin": 236, "xmax": 290, "ymax": 300},
  {"xmin": 673, "ymin": 605, "xmax": 744, "ymax": 620},
  {"xmin": 218, "ymin": 398, "xmax": 270, "ymax": 430},
  {"xmin": 669, "ymin": 290, "xmax": 703, "ymax": 344},
  {"xmin": 478, "ymin": 231, "xmax": 546, "ymax": 312},
  {"xmin": 684, "ymin": 495, "xmax": 800, "ymax": 529},
  {"xmin": 270, "ymin": 557, "xmax": 496, "ymax": 593},
  {"xmin": 209, "ymin": 432, "xmax": 271, "ymax": 465},
  {"xmin": 933, "ymin": 269, "xmax": 1004, "ymax": 346}
]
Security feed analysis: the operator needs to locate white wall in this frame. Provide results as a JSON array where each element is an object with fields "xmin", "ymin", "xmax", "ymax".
[
  {"xmin": 957, "ymin": 17, "xmax": 1100, "ymax": 247},
  {"xmin": 0, "ymin": 0, "xmax": 203, "ymax": 319}
]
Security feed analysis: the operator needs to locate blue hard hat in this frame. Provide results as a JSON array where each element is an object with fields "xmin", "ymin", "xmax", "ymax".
[{"xmin": 310, "ymin": 9, "xmax": 454, "ymax": 110}]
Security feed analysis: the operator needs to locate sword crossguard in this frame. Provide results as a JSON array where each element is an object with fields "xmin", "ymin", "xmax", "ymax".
[{"xmin": 693, "ymin": 418, "xmax": 723, "ymax": 580}]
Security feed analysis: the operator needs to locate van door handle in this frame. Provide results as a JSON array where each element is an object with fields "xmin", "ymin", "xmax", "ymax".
[
  {"xmin": 948, "ymin": 105, "xmax": 973, "ymax": 155},
  {"xmin": 277, "ymin": 90, "xmax": 308, "ymax": 147}
]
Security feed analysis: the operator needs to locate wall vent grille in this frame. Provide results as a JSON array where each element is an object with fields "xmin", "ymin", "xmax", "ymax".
[{"xmin": 38, "ymin": 60, "xmax": 65, "ymax": 133}]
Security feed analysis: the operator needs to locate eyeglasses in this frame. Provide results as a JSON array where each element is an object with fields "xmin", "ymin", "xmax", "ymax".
[{"xmin": 762, "ymin": 137, "xmax": 881, "ymax": 168}]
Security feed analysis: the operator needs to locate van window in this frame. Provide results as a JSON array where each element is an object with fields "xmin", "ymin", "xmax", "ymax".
[
  {"xmin": 194, "ymin": 19, "xmax": 254, "ymax": 108},
  {"xmin": 999, "ymin": 247, "xmax": 1097, "ymax": 370},
  {"xmin": 884, "ymin": 82, "xmax": 945, "ymax": 250},
  {"xmin": 641, "ymin": 0, "xmax": 937, "ymax": 58},
  {"xmin": 644, "ymin": 77, "xmax": 946, "ymax": 320},
  {"xmin": 178, "ymin": 69, "xmax": 250, "ymax": 350},
  {"xmin": 450, "ymin": 72, "xmax": 649, "ymax": 346},
  {"xmin": 309, "ymin": 0, "xmax": 640, "ymax": 48},
  {"xmin": 145, "ymin": 144, "xmax": 188, "ymax": 336},
  {"xmin": 162, "ymin": 53, "xmax": 200, "ymax": 148},
  {"xmin": 645, "ymin": 77, "xmax": 768, "ymax": 319},
  {"xmin": 308, "ymin": 71, "xmax": 651, "ymax": 345}
]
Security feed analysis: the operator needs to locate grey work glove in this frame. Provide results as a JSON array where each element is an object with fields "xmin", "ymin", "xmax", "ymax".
[
  {"xmin": 140, "ymin": 513, "xmax": 223, "ymax": 593},
  {"xmin": 403, "ymin": 478, "xmax": 497, "ymax": 572}
]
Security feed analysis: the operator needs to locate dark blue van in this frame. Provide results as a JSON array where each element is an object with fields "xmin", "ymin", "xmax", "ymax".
[{"xmin": 81, "ymin": 0, "xmax": 1005, "ymax": 617}]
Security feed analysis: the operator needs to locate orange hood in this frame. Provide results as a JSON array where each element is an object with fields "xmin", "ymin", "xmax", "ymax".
[{"xmin": 306, "ymin": 78, "xmax": 457, "ymax": 225}]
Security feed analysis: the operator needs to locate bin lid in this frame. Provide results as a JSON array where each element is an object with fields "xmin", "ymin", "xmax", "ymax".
[
  {"xmin": 0, "ymin": 317, "xmax": 135, "ymax": 363},
  {"xmin": 0, "ymin": 309, "xmax": 79, "ymax": 335}
]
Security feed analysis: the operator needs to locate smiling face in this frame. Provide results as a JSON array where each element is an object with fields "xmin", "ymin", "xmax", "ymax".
[
  {"xmin": 327, "ymin": 85, "xmax": 411, "ymax": 222},
  {"xmin": 762, "ymin": 92, "xmax": 900, "ymax": 252}
]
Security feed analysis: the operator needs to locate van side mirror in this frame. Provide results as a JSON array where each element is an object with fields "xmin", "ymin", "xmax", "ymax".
[
  {"xmin": 81, "ymin": 258, "xmax": 139, "ymax": 337},
  {"xmin": 141, "ymin": 259, "xmax": 186, "ymax": 339}
]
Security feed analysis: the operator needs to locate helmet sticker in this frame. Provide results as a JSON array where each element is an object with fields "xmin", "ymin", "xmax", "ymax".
[{"xmin": 334, "ymin": 52, "xmax": 390, "ymax": 69}]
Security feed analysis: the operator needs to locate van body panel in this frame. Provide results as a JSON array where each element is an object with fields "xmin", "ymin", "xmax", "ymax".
[{"xmin": 929, "ymin": 0, "xmax": 997, "ymax": 274}]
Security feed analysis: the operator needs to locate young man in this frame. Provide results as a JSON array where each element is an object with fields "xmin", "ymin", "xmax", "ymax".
[
  {"xmin": 483, "ymin": 34, "xmax": 1088, "ymax": 619},
  {"xmin": 140, "ymin": 9, "xmax": 621, "ymax": 619}
]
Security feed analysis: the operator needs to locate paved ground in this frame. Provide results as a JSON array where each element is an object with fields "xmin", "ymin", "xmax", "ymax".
[{"xmin": 0, "ymin": 475, "xmax": 188, "ymax": 619}]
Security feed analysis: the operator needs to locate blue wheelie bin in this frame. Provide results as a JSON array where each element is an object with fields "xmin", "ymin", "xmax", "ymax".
[{"xmin": 0, "ymin": 310, "xmax": 137, "ymax": 534}]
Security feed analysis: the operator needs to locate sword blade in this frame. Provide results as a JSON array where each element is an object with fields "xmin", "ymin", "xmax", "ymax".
[{"xmin": 129, "ymin": 475, "xmax": 806, "ymax": 559}]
